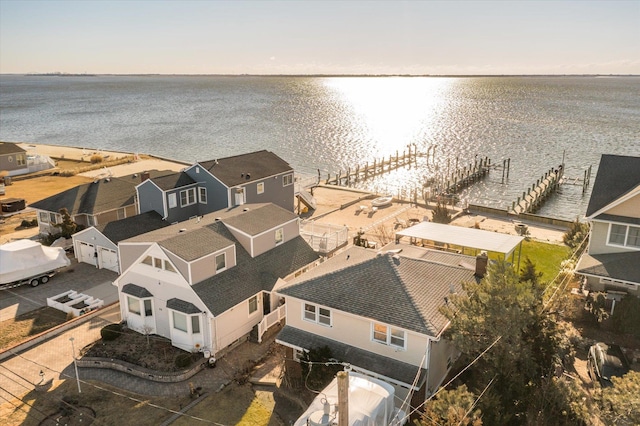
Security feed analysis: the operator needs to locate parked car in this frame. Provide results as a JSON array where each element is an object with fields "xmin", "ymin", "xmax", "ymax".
[{"xmin": 587, "ymin": 342, "xmax": 630, "ymax": 387}]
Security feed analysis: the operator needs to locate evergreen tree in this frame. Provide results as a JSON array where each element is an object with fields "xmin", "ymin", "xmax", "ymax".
[
  {"xmin": 52, "ymin": 208, "xmax": 78, "ymax": 238},
  {"xmin": 419, "ymin": 385, "xmax": 483, "ymax": 426},
  {"xmin": 432, "ymin": 200, "xmax": 452, "ymax": 224}
]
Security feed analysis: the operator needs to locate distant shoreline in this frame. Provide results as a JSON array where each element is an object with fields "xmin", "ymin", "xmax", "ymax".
[{"xmin": 7, "ymin": 73, "xmax": 640, "ymax": 78}]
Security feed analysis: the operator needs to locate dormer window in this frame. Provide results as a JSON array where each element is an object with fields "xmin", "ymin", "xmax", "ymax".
[
  {"xmin": 141, "ymin": 255, "xmax": 177, "ymax": 273},
  {"xmin": 216, "ymin": 253, "xmax": 226, "ymax": 272}
]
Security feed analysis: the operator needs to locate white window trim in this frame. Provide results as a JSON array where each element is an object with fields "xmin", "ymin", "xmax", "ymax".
[
  {"xmin": 607, "ymin": 223, "xmax": 640, "ymax": 250},
  {"xmin": 275, "ymin": 228, "xmax": 284, "ymax": 245},
  {"xmin": 215, "ymin": 252, "xmax": 227, "ymax": 272},
  {"xmin": 249, "ymin": 295, "xmax": 258, "ymax": 315},
  {"xmin": 371, "ymin": 322, "xmax": 406, "ymax": 350},
  {"xmin": 199, "ymin": 187, "xmax": 207, "ymax": 204},
  {"xmin": 168, "ymin": 193, "xmax": 177, "ymax": 209},
  {"xmin": 127, "ymin": 295, "xmax": 153, "ymax": 318},
  {"xmin": 303, "ymin": 302, "xmax": 332, "ymax": 327},
  {"xmin": 257, "ymin": 182, "xmax": 264, "ymax": 194},
  {"xmin": 170, "ymin": 310, "xmax": 201, "ymax": 334},
  {"xmin": 180, "ymin": 188, "xmax": 196, "ymax": 207},
  {"xmin": 39, "ymin": 211, "xmax": 49, "ymax": 223},
  {"xmin": 282, "ymin": 173, "xmax": 293, "ymax": 187},
  {"xmin": 141, "ymin": 255, "xmax": 177, "ymax": 273}
]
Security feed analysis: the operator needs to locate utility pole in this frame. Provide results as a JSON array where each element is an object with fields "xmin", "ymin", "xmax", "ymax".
[
  {"xmin": 69, "ymin": 337, "xmax": 81, "ymax": 393},
  {"xmin": 337, "ymin": 371, "xmax": 349, "ymax": 426}
]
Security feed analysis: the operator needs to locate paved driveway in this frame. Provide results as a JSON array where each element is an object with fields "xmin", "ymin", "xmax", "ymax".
[{"xmin": 0, "ymin": 258, "xmax": 118, "ymax": 321}]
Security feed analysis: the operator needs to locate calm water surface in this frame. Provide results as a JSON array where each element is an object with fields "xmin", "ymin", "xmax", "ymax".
[{"xmin": 1, "ymin": 75, "xmax": 639, "ymax": 220}]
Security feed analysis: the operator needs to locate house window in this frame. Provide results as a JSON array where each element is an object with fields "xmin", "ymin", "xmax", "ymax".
[
  {"xmin": 180, "ymin": 188, "xmax": 196, "ymax": 207},
  {"xmin": 257, "ymin": 182, "xmax": 264, "ymax": 194},
  {"xmin": 144, "ymin": 299, "xmax": 153, "ymax": 316},
  {"xmin": 141, "ymin": 255, "xmax": 176, "ymax": 273},
  {"xmin": 283, "ymin": 174, "xmax": 293, "ymax": 186},
  {"xmin": 39, "ymin": 211, "xmax": 49, "ymax": 223},
  {"xmin": 303, "ymin": 303, "xmax": 331, "ymax": 326},
  {"xmin": 249, "ymin": 296, "xmax": 258, "ymax": 314},
  {"xmin": 117, "ymin": 208, "xmax": 126, "ymax": 220},
  {"xmin": 275, "ymin": 228, "xmax": 284, "ymax": 245},
  {"xmin": 168, "ymin": 193, "xmax": 177, "ymax": 209},
  {"xmin": 87, "ymin": 215, "xmax": 96, "ymax": 227},
  {"xmin": 16, "ymin": 155, "xmax": 26, "ymax": 166},
  {"xmin": 372, "ymin": 322, "xmax": 406, "ymax": 349},
  {"xmin": 49, "ymin": 212, "xmax": 59, "ymax": 224},
  {"xmin": 127, "ymin": 296, "xmax": 141, "ymax": 315},
  {"xmin": 608, "ymin": 224, "xmax": 640, "ymax": 249},
  {"xmin": 215, "ymin": 253, "xmax": 226, "ymax": 272},
  {"xmin": 172, "ymin": 311, "xmax": 188, "ymax": 332},
  {"xmin": 164, "ymin": 260, "xmax": 176, "ymax": 273},
  {"xmin": 199, "ymin": 187, "xmax": 207, "ymax": 204},
  {"xmin": 191, "ymin": 316, "xmax": 200, "ymax": 334}
]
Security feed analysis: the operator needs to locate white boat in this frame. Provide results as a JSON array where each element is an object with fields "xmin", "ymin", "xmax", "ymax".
[{"xmin": 371, "ymin": 195, "xmax": 393, "ymax": 207}]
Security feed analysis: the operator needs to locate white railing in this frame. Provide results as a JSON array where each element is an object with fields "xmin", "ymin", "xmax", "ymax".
[
  {"xmin": 300, "ymin": 221, "xmax": 348, "ymax": 254},
  {"xmin": 257, "ymin": 304, "xmax": 286, "ymax": 343}
]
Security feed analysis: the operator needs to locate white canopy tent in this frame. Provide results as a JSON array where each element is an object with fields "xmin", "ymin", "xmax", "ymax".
[{"xmin": 395, "ymin": 221, "xmax": 524, "ymax": 266}]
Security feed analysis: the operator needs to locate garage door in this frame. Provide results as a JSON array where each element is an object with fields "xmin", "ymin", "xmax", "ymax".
[
  {"xmin": 78, "ymin": 242, "xmax": 96, "ymax": 266},
  {"xmin": 100, "ymin": 248, "xmax": 119, "ymax": 273}
]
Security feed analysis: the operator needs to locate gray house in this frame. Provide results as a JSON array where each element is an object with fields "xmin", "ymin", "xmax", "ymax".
[
  {"xmin": 0, "ymin": 142, "xmax": 28, "ymax": 176},
  {"xmin": 114, "ymin": 203, "xmax": 320, "ymax": 356},
  {"xmin": 136, "ymin": 150, "xmax": 295, "ymax": 224},
  {"xmin": 576, "ymin": 154, "xmax": 640, "ymax": 298}
]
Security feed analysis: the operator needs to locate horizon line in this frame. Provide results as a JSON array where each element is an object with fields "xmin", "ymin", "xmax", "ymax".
[{"xmin": 4, "ymin": 73, "xmax": 640, "ymax": 78}]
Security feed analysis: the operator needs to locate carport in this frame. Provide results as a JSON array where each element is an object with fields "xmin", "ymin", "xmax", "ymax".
[{"xmin": 395, "ymin": 221, "xmax": 524, "ymax": 268}]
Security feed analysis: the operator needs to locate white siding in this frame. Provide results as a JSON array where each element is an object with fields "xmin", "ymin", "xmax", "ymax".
[{"xmin": 214, "ymin": 292, "xmax": 263, "ymax": 355}]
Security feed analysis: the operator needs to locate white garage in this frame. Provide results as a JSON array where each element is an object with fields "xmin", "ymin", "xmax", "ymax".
[
  {"xmin": 77, "ymin": 241, "xmax": 97, "ymax": 267},
  {"xmin": 99, "ymin": 247, "xmax": 119, "ymax": 273}
]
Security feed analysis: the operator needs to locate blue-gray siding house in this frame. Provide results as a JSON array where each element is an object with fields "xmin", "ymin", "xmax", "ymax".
[{"xmin": 137, "ymin": 150, "xmax": 295, "ymax": 224}]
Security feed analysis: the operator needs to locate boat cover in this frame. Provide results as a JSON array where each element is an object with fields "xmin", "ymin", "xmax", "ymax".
[{"xmin": 0, "ymin": 239, "xmax": 70, "ymax": 285}]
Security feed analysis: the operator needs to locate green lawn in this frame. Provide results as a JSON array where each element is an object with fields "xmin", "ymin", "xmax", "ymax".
[{"xmin": 519, "ymin": 239, "xmax": 571, "ymax": 282}]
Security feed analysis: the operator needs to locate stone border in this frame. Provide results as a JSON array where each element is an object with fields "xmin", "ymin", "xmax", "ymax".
[{"xmin": 76, "ymin": 356, "xmax": 208, "ymax": 383}]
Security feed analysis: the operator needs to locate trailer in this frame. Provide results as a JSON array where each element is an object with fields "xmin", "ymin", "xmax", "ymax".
[{"xmin": 0, "ymin": 240, "xmax": 70, "ymax": 290}]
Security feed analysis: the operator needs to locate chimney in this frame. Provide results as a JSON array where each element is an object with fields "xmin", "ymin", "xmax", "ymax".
[
  {"xmin": 475, "ymin": 251, "xmax": 488, "ymax": 278},
  {"xmin": 141, "ymin": 171, "xmax": 150, "ymax": 182}
]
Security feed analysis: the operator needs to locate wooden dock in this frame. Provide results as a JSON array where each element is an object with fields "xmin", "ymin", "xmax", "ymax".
[
  {"xmin": 325, "ymin": 146, "xmax": 419, "ymax": 186},
  {"xmin": 510, "ymin": 166, "xmax": 564, "ymax": 215}
]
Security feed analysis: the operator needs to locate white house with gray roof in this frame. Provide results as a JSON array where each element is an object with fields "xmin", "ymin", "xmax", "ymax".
[
  {"xmin": 113, "ymin": 203, "xmax": 320, "ymax": 355},
  {"xmin": 276, "ymin": 244, "xmax": 486, "ymax": 413}
]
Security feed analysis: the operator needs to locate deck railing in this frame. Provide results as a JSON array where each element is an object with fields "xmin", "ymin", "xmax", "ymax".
[{"xmin": 257, "ymin": 304, "xmax": 286, "ymax": 343}]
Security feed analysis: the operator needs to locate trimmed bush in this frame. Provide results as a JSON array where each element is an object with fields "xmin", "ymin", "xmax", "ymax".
[
  {"xmin": 175, "ymin": 353, "xmax": 193, "ymax": 369},
  {"xmin": 20, "ymin": 219, "xmax": 38, "ymax": 228},
  {"xmin": 100, "ymin": 323, "xmax": 123, "ymax": 341},
  {"xmin": 90, "ymin": 154, "xmax": 103, "ymax": 164}
]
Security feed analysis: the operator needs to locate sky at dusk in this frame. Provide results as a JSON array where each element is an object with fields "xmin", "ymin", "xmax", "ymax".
[{"xmin": 1, "ymin": 0, "xmax": 638, "ymax": 75}]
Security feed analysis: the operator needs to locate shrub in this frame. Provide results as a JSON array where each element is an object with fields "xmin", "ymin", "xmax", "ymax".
[
  {"xmin": 431, "ymin": 200, "xmax": 452, "ymax": 224},
  {"xmin": 90, "ymin": 154, "xmax": 103, "ymax": 164},
  {"xmin": 611, "ymin": 296, "xmax": 640, "ymax": 337},
  {"xmin": 100, "ymin": 323, "xmax": 123, "ymax": 341},
  {"xmin": 20, "ymin": 219, "xmax": 38, "ymax": 228},
  {"xmin": 175, "ymin": 353, "xmax": 193, "ymax": 369},
  {"xmin": 563, "ymin": 219, "xmax": 589, "ymax": 254}
]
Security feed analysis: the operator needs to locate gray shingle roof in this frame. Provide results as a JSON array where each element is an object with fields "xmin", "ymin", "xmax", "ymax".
[
  {"xmin": 586, "ymin": 154, "xmax": 640, "ymax": 217},
  {"xmin": 159, "ymin": 221, "xmax": 235, "ymax": 262},
  {"xmin": 576, "ymin": 251, "xmax": 640, "ymax": 284},
  {"xmin": 192, "ymin": 235, "xmax": 320, "ymax": 316},
  {"xmin": 279, "ymin": 246, "xmax": 479, "ymax": 337},
  {"xmin": 97, "ymin": 211, "xmax": 169, "ymax": 244},
  {"xmin": 0, "ymin": 142, "xmax": 26, "ymax": 156},
  {"xmin": 30, "ymin": 170, "xmax": 172, "ymax": 215},
  {"xmin": 166, "ymin": 298, "xmax": 201, "ymax": 314},
  {"xmin": 277, "ymin": 325, "xmax": 426, "ymax": 388},
  {"xmin": 199, "ymin": 150, "xmax": 292, "ymax": 187},
  {"xmin": 221, "ymin": 204, "xmax": 298, "ymax": 236},
  {"xmin": 148, "ymin": 172, "xmax": 195, "ymax": 191},
  {"xmin": 122, "ymin": 283, "xmax": 153, "ymax": 298}
]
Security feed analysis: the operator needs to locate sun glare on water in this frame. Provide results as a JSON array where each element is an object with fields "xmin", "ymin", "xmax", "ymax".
[{"xmin": 323, "ymin": 77, "xmax": 452, "ymax": 155}]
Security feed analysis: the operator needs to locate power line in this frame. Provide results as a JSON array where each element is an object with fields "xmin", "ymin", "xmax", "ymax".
[{"xmin": 4, "ymin": 349, "xmax": 229, "ymax": 426}]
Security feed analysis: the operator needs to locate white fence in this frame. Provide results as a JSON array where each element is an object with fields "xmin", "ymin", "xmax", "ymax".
[
  {"xmin": 257, "ymin": 304, "xmax": 286, "ymax": 343},
  {"xmin": 300, "ymin": 221, "xmax": 348, "ymax": 254}
]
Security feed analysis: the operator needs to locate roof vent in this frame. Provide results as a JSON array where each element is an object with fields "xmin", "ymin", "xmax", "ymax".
[
  {"xmin": 241, "ymin": 173, "xmax": 244, "ymax": 177},
  {"xmin": 105, "ymin": 178, "xmax": 110, "ymax": 182},
  {"xmin": 246, "ymin": 173, "xmax": 250, "ymax": 179},
  {"xmin": 243, "ymin": 207, "xmax": 250, "ymax": 212},
  {"xmin": 215, "ymin": 217, "xmax": 221, "ymax": 221},
  {"xmin": 179, "ymin": 228, "xmax": 187, "ymax": 233}
]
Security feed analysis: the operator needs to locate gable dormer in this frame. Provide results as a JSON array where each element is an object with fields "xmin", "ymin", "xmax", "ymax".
[{"xmin": 221, "ymin": 204, "xmax": 299, "ymax": 257}]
